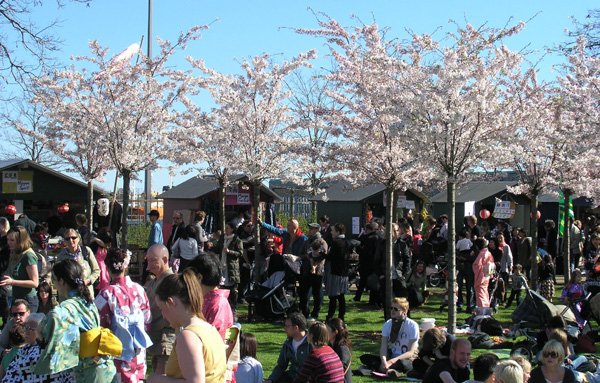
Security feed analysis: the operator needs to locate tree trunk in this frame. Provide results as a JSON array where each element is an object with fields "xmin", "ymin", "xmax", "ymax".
[
  {"xmin": 290, "ymin": 189, "xmax": 295, "ymax": 218},
  {"xmin": 219, "ymin": 179, "xmax": 226, "ymax": 231},
  {"xmin": 253, "ymin": 180, "xmax": 262, "ymax": 264},
  {"xmin": 121, "ymin": 169, "xmax": 131, "ymax": 249},
  {"xmin": 392, "ymin": 191, "xmax": 399, "ymax": 224},
  {"xmin": 530, "ymin": 194, "xmax": 539, "ymax": 289},
  {"xmin": 447, "ymin": 179, "xmax": 457, "ymax": 334},
  {"xmin": 87, "ymin": 179, "xmax": 94, "ymax": 231},
  {"xmin": 384, "ymin": 187, "xmax": 394, "ymax": 319},
  {"xmin": 563, "ymin": 189, "xmax": 572, "ymax": 282}
]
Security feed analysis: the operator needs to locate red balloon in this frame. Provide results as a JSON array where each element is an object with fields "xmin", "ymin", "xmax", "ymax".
[
  {"xmin": 479, "ymin": 209, "xmax": 491, "ymax": 220},
  {"xmin": 58, "ymin": 203, "xmax": 70, "ymax": 214},
  {"xmin": 4, "ymin": 205, "xmax": 16, "ymax": 215},
  {"xmin": 530, "ymin": 210, "xmax": 541, "ymax": 220}
]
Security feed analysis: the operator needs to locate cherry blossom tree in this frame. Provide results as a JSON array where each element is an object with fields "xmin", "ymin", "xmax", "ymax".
[
  {"xmin": 553, "ymin": 38, "xmax": 600, "ymax": 277},
  {"xmin": 0, "ymin": 96, "xmax": 65, "ymax": 169},
  {"xmin": 16, "ymin": 88, "xmax": 110, "ymax": 228},
  {"xmin": 31, "ymin": 27, "xmax": 203, "ymax": 248},
  {"xmin": 286, "ymin": 72, "xmax": 340, "ymax": 219},
  {"xmin": 183, "ymin": 51, "xmax": 316, "ymax": 256},
  {"xmin": 503, "ymin": 70, "xmax": 562, "ymax": 287},
  {"xmin": 172, "ymin": 103, "xmax": 238, "ymax": 232},
  {"xmin": 408, "ymin": 22, "xmax": 525, "ymax": 332},
  {"xmin": 298, "ymin": 17, "xmax": 431, "ymax": 320}
]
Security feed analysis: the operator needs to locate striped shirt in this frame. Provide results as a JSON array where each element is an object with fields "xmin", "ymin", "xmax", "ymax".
[{"xmin": 294, "ymin": 345, "xmax": 344, "ymax": 383}]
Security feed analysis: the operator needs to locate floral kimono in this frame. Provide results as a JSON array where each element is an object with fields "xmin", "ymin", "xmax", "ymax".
[
  {"xmin": 95, "ymin": 276, "xmax": 152, "ymax": 383},
  {"xmin": 35, "ymin": 294, "xmax": 117, "ymax": 383}
]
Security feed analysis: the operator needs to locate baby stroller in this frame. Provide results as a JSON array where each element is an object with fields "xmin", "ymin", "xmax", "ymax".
[
  {"xmin": 511, "ymin": 285, "xmax": 577, "ymax": 329},
  {"xmin": 244, "ymin": 254, "xmax": 300, "ymax": 321}
]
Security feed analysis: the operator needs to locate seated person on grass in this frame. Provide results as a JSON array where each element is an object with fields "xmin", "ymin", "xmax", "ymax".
[
  {"xmin": 265, "ymin": 312, "xmax": 311, "ymax": 383},
  {"xmin": 409, "ymin": 327, "xmax": 454, "ymax": 379},
  {"xmin": 463, "ymin": 352, "xmax": 499, "ymax": 383},
  {"xmin": 359, "ymin": 297, "xmax": 419, "ymax": 374},
  {"xmin": 422, "ymin": 338, "xmax": 471, "ymax": 383}
]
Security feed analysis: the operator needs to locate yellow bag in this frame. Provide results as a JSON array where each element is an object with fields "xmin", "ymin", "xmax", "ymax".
[{"xmin": 79, "ymin": 327, "xmax": 123, "ymax": 358}]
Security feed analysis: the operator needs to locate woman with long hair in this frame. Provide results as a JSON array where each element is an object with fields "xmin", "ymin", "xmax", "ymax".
[
  {"xmin": 95, "ymin": 249, "xmax": 152, "ymax": 383},
  {"xmin": 294, "ymin": 321, "xmax": 344, "ymax": 383},
  {"xmin": 0, "ymin": 218, "xmax": 12, "ymax": 322},
  {"xmin": 0, "ymin": 227, "xmax": 39, "ymax": 312},
  {"xmin": 327, "ymin": 318, "xmax": 352, "ymax": 383},
  {"xmin": 147, "ymin": 269, "xmax": 226, "ymax": 383},
  {"xmin": 57, "ymin": 228, "xmax": 100, "ymax": 297},
  {"xmin": 35, "ymin": 259, "xmax": 117, "ymax": 382},
  {"xmin": 171, "ymin": 225, "xmax": 198, "ymax": 271}
]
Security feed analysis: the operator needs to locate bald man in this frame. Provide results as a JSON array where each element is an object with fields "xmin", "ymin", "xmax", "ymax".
[
  {"xmin": 259, "ymin": 218, "xmax": 308, "ymax": 256},
  {"xmin": 144, "ymin": 244, "xmax": 175, "ymax": 375}
]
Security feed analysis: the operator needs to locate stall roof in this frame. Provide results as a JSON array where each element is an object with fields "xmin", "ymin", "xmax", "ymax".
[
  {"xmin": 158, "ymin": 174, "xmax": 282, "ymax": 202},
  {"xmin": 430, "ymin": 181, "xmax": 518, "ymax": 203},
  {"xmin": 308, "ymin": 180, "xmax": 428, "ymax": 202},
  {"xmin": 0, "ymin": 159, "xmax": 106, "ymax": 193}
]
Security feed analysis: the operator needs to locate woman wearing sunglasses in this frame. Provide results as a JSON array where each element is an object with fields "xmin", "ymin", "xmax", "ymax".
[
  {"xmin": 57, "ymin": 228, "xmax": 100, "ymax": 298},
  {"xmin": 529, "ymin": 339, "xmax": 576, "ymax": 383}
]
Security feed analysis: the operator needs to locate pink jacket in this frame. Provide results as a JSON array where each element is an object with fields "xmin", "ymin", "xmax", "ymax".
[{"xmin": 203, "ymin": 288, "xmax": 234, "ymax": 340}]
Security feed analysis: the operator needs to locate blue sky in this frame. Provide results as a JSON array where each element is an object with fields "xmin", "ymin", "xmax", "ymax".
[{"xmin": 27, "ymin": 0, "xmax": 593, "ymax": 194}]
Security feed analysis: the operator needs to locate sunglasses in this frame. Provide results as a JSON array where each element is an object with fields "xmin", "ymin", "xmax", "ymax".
[
  {"xmin": 543, "ymin": 351, "xmax": 559, "ymax": 359},
  {"xmin": 11, "ymin": 311, "xmax": 27, "ymax": 317},
  {"xmin": 64, "ymin": 236, "xmax": 78, "ymax": 241},
  {"xmin": 391, "ymin": 307, "xmax": 402, "ymax": 312},
  {"xmin": 24, "ymin": 325, "xmax": 36, "ymax": 332}
]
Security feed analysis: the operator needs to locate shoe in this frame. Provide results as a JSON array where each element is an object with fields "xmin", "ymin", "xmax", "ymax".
[
  {"xmin": 356, "ymin": 365, "xmax": 372, "ymax": 376},
  {"xmin": 353, "ymin": 296, "xmax": 361, "ymax": 302},
  {"xmin": 387, "ymin": 369, "xmax": 402, "ymax": 378},
  {"xmin": 457, "ymin": 304, "xmax": 463, "ymax": 312}
]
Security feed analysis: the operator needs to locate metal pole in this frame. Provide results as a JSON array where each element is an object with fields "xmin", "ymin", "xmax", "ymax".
[{"xmin": 144, "ymin": 0, "xmax": 153, "ymax": 222}]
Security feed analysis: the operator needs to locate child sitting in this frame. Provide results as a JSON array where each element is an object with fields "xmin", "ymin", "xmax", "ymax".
[
  {"xmin": 235, "ymin": 333, "xmax": 263, "ymax": 383},
  {"xmin": 504, "ymin": 264, "xmax": 528, "ymax": 308}
]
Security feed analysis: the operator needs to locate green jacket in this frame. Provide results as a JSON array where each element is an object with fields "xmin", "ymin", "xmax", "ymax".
[{"xmin": 213, "ymin": 235, "xmax": 243, "ymax": 283}]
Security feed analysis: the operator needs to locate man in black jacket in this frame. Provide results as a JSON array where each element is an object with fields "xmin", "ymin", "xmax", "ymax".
[{"xmin": 354, "ymin": 222, "xmax": 380, "ymax": 304}]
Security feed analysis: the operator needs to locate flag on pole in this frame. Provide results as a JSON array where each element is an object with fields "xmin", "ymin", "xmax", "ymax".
[{"xmin": 558, "ymin": 191, "xmax": 574, "ymax": 237}]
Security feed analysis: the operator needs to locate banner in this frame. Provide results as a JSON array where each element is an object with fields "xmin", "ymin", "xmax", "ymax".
[
  {"xmin": 2, "ymin": 171, "xmax": 33, "ymax": 193},
  {"xmin": 492, "ymin": 200, "xmax": 516, "ymax": 219},
  {"xmin": 558, "ymin": 191, "xmax": 574, "ymax": 237}
]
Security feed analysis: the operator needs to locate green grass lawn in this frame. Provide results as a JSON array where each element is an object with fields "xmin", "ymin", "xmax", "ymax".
[{"xmin": 237, "ymin": 284, "xmax": 553, "ymax": 383}]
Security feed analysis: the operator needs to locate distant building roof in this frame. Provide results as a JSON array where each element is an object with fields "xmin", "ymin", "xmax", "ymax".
[
  {"xmin": 158, "ymin": 174, "xmax": 282, "ymax": 202},
  {"xmin": 307, "ymin": 180, "xmax": 428, "ymax": 202},
  {"xmin": 0, "ymin": 159, "xmax": 106, "ymax": 193},
  {"xmin": 430, "ymin": 181, "xmax": 518, "ymax": 203}
]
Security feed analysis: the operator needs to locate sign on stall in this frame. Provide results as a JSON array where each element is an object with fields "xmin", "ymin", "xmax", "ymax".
[
  {"xmin": 492, "ymin": 200, "xmax": 516, "ymax": 219},
  {"xmin": 2, "ymin": 171, "xmax": 33, "ymax": 193}
]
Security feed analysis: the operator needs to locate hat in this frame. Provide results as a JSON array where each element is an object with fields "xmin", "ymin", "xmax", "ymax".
[
  {"xmin": 308, "ymin": 223, "xmax": 320, "ymax": 229},
  {"xmin": 148, "ymin": 209, "xmax": 160, "ymax": 217}
]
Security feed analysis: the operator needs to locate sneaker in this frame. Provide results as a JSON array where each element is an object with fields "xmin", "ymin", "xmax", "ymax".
[{"xmin": 353, "ymin": 296, "xmax": 361, "ymax": 302}]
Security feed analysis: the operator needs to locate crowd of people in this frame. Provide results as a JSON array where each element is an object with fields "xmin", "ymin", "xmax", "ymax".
[{"xmin": 0, "ymin": 207, "xmax": 597, "ymax": 383}]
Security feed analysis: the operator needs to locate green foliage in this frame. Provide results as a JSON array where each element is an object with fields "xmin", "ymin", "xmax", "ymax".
[
  {"xmin": 127, "ymin": 222, "xmax": 150, "ymax": 248},
  {"xmin": 275, "ymin": 212, "xmax": 310, "ymax": 233}
]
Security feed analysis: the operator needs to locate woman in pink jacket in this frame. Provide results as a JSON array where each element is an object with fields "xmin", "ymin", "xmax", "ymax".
[{"xmin": 472, "ymin": 238, "xmax": 494, "ymax": 308}]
